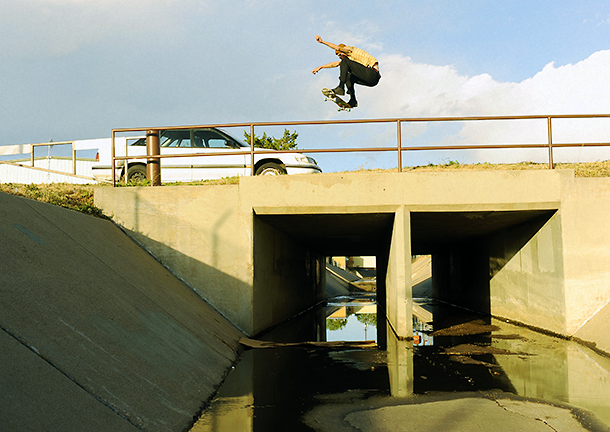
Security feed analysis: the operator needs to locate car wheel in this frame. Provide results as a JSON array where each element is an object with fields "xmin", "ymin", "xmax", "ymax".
[
  {"xmin": 255, "ymin": 162, "xmax": 286, "ymax": 176},
  {"xmin": 126, "ymin": 164, "xmax": 147, "ymax": 182}
]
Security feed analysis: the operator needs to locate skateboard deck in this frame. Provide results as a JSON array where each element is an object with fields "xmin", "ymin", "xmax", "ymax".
[{"xmin": 322, "ymin": 88, "xmax": 352, "ymax": 112}]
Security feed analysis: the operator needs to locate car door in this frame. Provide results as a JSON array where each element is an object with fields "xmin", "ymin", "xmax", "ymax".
[
  {"xmin": 190, "ymin": 129, "xmax": 248, "ymax": 180},
  {"xmin": 157, "ymin": 130, "xmax": 199, "ymax": 182}
]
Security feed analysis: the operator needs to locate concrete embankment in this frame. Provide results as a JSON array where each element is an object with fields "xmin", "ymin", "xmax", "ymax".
[{"xmin": 0, "ymin": 192, "xmax": 243, "ymax": 432}]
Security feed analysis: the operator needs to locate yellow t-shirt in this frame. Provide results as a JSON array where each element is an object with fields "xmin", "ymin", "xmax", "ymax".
[{"xmin": 346, "ymin": 46, "xmax": 378, "ymax": 68}]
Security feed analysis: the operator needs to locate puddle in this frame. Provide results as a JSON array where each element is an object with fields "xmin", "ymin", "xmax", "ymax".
[
  {"xmin": 326, "ymin": 294, "xmax": 377, "ymax": 342},
  {"xmin": 190, "ymin": 294, "xmax": 610, "ymax": 431}
]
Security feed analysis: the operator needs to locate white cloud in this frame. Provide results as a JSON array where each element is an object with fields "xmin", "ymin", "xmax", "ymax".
[{"xmin": 361, "ymin": 50, "xmax": 610, "ymax": 163}]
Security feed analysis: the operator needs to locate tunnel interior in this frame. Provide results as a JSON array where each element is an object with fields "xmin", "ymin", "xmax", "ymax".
[
  {"xmin": 253, "ymin": 212, "xmax": 395, "ymax": 337},
  {"xmin": 253, "ymin": 208, "xmax": 558, "ymax": 338},
  {"xmin": 411, "ymin": 209, "xmax": 558, "ymax": 314}
]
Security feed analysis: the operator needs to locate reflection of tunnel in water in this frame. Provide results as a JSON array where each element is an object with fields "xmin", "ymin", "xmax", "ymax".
[{"xmin": 191, "ymin": 293, "xmax": 610, "ymax": 431}]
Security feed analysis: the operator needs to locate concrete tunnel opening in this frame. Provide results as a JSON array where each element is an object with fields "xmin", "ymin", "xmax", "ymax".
[
  {"xmin": 252, "ymin": 212, "xmax": 395, "ymax": 340},
  {"xmin": 252, "ymin": 208, "xmax": 559, "ymax": 343}
]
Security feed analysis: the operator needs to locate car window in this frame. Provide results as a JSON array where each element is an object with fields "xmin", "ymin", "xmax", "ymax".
[
  {"xmin": 128, "ymin": 129, "xmax": 244, "ymax": 148},
  {"xmin": 161, "ymin": 130, "xmax": 192, "ymax": 148},
  {"xmin": 130, "ymin": 138, "xmax": 146, "ymax": 146},
  {"xmin": 195, "ymin": 129, "xmax": 237, "ymax": 149}
]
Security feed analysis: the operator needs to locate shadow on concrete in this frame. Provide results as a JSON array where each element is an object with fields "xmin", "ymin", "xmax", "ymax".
[{"xmin": 412, "ymin": 210, "xmax": 558, "ymax": 319}]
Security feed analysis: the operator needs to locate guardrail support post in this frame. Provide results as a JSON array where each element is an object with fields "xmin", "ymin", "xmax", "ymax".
[
  {"xmin": 146, "ymin": 130, "xmax": 161, "ymax": 186},
  {"xmin": 250, "ymin": 124, "xmax": 255, "ymax": 176},
  {"xmin": 72, "ymin": 143, "xmax": 77, "ymax": 175},
  {"xmin": 397, "ymin": 121, "xmax": 402, "ymax": 172},
  {"xmin": 547, "ymin": 117, "xmax": 554, "ymax": 170}
]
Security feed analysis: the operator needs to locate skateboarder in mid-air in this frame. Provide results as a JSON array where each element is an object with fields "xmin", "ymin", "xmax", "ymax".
[{"xmin": 312, "ymin": 34, "xmax": 380, "ymax": 108}]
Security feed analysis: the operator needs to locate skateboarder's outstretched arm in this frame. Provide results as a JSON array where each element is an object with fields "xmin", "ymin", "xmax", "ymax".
[
  {"xmin": 314, "ymin": 35, "xmax": 340, "ymax": 51},
  {"xmin": 312, "ymin": 60, "xmax": 341, "ymax": 74}
]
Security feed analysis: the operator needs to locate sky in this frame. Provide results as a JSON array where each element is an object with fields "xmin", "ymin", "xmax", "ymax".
[{"xmin": 2, "ymin": 0, "xmax": 610, "ymax": 170}]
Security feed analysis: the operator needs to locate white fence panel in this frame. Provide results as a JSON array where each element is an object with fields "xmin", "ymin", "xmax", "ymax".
[{"xmin": 0, "ymin": 158, "xmax": 99, "ymax": 184}]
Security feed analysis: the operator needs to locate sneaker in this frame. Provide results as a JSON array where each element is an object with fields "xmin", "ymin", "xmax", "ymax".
[
  {"xmin": 347, "ymin": 98, "xmax": 358, "ymax": 108},
  {"xmin": 332, "ymin": 86, "xmax": 345, "ymax": 96}
]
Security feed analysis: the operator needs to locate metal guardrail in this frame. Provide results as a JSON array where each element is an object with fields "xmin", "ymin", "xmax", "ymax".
[
  {"xmin": 0, "ymin": 141, "xmax": 109, "ymax": 183},
  {"xmin": 110, "ymin": 114, "xmax": 610, "ymax": 186},
  {"xmin": 0, "ymin": 141, "xmax": 79, "ymax": 174}
]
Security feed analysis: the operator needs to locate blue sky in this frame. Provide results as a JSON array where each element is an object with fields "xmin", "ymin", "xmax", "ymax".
[{"xmin": 2, "ymin": 0, "xmax": 610, "ymax": 169}]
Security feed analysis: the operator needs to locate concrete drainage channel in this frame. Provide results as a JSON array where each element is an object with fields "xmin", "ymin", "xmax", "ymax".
[{"xmin": 4, "ymin": 166, "xmax": 610, "ymax": 431}]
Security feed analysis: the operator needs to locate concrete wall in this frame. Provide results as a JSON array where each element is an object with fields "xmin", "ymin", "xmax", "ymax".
[
  {"xmin": 95, "ymin": 185, "xmax": 256, "ymax": 333},
  {"xmin": 489, "ymin": 212, "xmax": 566, "ymax": 333},
  {"xmin": 385, "ymin": 206, "xmax": 412, "ymax": 338},
  {"xmin": 253, "ymin": 216, "xmax": 326, "ymax": 334},
  {"xmin": 0, "ymin": 191, "xmax": 243, "ymax": 432},
  {"xmin": 562, "ymin": 177, "xmax": 610, "ymax": 352},
  {"xmin": 95, "ymin": 169, "xmax": 610, "ymax": 353},
  {"xmin": 486, "ymin": 175, "xmax": 610, "ymax": 343}
]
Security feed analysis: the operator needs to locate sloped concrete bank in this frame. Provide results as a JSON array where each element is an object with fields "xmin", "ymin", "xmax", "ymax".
[{"xmin": 0, "ymin": 192, "xmax": 244, "ymax": 432}]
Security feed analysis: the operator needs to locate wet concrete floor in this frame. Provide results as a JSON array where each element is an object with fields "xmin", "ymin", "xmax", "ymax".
[{"xmin": 190, "ymin": 295, "xmax": 610, "ymax": 431}]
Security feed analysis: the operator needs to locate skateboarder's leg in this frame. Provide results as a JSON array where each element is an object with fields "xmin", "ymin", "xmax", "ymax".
[
  {"xmin": 336, "ymin": 59, "xmax": 351, "ymax": 93},
  {"xmin": 333, "ymin": 58, "xmax": 358, "ymax": 95},
  {"xmin": 338, "ymin": 59, "xmax": 380, "ymax": 107},
  {"xmin": 339, "ymin": 59, "xmax": 380, "ymax": 87}
]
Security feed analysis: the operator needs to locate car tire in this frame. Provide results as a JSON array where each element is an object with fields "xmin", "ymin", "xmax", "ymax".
[
  {"xmin": 255, "ymin": 162, "xmax": 286, "ymax": 176},
  {"xmin": 126, "ymin": 164, "xmax": 147, "ymax": 182}
]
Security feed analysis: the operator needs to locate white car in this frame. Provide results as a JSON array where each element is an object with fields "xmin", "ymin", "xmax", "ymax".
[{"xmin": 91, "ymin": 127, "xmax": 322, "ymax": 182}]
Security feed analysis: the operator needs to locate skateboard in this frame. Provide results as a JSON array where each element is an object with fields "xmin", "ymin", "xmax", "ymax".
[{"xmin": 322, "ymin": 88, "xmax": 352, "ymax": 112}]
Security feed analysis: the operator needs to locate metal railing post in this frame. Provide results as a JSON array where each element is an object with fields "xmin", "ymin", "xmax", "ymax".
[
  {"xmin": 111, "ymin": 131, "xmax": 117, "ymax": 186},
  {"xmin": 146, "ymin": 130, "xmax": 161, "ymax": 185},
  {"xmin": 397, "ymin": 120, "xmax": 402, "ymax": 172},
  {"xmin": 124, "ymin": 137, "xmax": 130, "ymax": 185},
  {"xmin": 72, "ymin": 142, "xmax": 77, "ymax": 175},
  {"xmin": 547, "ymin": 117, "xmax": 554, "ymax": 169},
  {"xmin": 250, "ymin": 124, "xmax": 255, "ymax": 176}
]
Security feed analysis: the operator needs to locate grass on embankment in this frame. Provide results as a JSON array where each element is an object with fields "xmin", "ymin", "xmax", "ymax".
[
  {"xmin": 0, "ymin": 183, "xmax": 105, "ymax": 217},
  {"xmin": 1, "ymin": 160, "xmax": 609, "ymax": 217},
  {"xmin": 351, "ymin": 160, "xmax": 610, "ymax": 178}
]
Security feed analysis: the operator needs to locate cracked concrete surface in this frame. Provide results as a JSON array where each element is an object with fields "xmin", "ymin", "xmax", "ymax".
[{"xmin": 304, "ymin": 396, "xmax": 597, "ymax": 432}]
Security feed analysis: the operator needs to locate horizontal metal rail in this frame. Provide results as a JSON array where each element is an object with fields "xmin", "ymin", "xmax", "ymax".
[
  {"xmin": 111, "ymin": 114, "xmax": 610, "ymax": 186},
  {"xmin": 0, "ymin": 141, "xmax": 115, "ymax": 183},
  {"xmin": 29, "ymin": 141, "xmax": 77, "ymax": 175}
]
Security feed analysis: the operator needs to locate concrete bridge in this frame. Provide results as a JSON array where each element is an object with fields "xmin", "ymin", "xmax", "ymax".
[
  {"xmin": 95, "ymin": 169, "xmax": 610, "ymax": 352},
  {"xmin": 3, "ymin": 168, "xmax": 610, "ymax": 431}
]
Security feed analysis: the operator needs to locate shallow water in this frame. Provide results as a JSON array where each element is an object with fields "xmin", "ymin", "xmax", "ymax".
[{"xmin": 190, "ymin": 294, "xmax": 610, "ymax": 431}]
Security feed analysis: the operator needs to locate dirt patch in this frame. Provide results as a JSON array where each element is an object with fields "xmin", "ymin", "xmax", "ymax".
[
  {"xmin": 351, "ymin": 280, "xmax": 376, "ymax": 292},
  {"xmin": 444, "ymin": 343, "xmax": 513, "ymax": 356},
  {"xmin": 442, "ymin": 344, "xmax": 533, "ymax": 366},
  {"xmin": 493, "ymin": 334, "xmax": 527, "ymax": 341},
  {"xmin": 431, "ymin": 319, "xmax": 500, "ymax": 337},
  {"xmin": 448, "ymin": 355, "xmax": 497, "ymax": 366},
  {"xmin": 239, "ymin": 337, "xmax": 377, "ymax": 350},
  {"xmin": 345, "ymin": 160, "xmax": 610, "ymax": 177}
]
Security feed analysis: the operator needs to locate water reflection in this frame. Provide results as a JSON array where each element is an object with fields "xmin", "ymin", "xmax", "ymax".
[
  {"xmin": 191, "ymin": 295, "xmax": 610, "ymax": 431},
  {"xmin": 326, "ymin": 294, "xmax": 377, "ymax": 342}
]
